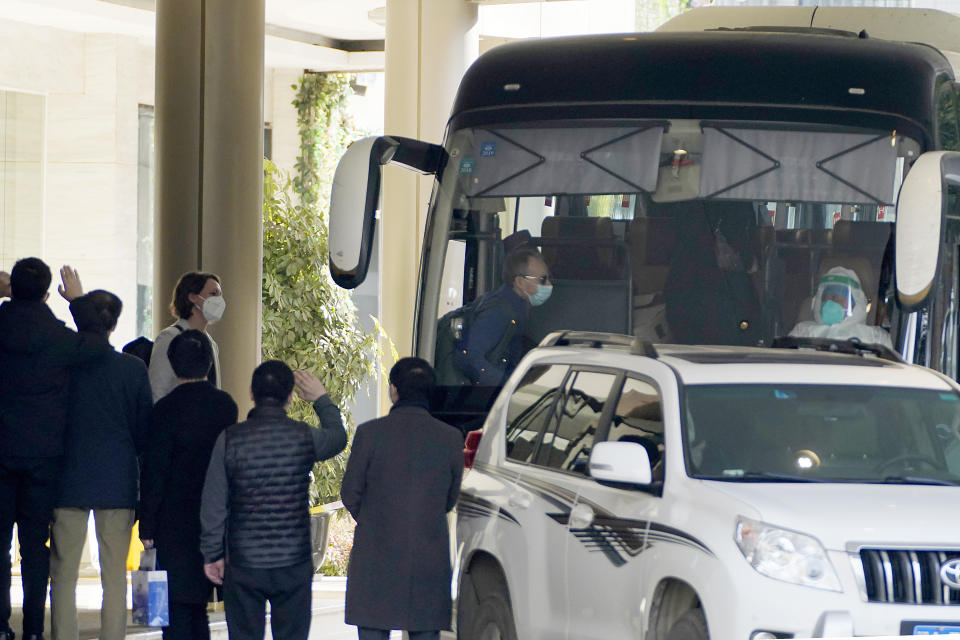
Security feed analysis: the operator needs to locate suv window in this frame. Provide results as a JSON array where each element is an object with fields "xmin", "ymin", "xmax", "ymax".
[
  {"xmin": 535, "ymin": 370, "xmax": 618, "ymax": 473},
  {"xmin": 608, "ymin": 376, "xmax": 664, "ymax": 469},
  {"xmin": 505, "ymin": 364, "xmax": 569, "ymax": 463}
]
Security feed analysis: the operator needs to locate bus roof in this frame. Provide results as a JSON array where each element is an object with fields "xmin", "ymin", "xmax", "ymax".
[
  {"xmin": 450, "ymin": 31, "xmax": 952, "ymax": 147},
  {"xmin": 659, "ymin": 6, "xmax": 960, "ymax": 75}
]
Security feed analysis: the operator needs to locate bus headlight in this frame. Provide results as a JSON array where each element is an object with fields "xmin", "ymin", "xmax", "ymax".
[{"xmin": 735, "ymin": 516, "xmax": 842, "ymax": 591}]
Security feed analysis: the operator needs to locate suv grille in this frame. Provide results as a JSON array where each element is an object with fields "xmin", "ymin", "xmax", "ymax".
[{"xmin": 860, "ymin": 549, "xmax": 960, "ymax": 604}]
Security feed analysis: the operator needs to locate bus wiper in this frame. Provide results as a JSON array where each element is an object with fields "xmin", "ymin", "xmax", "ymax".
[
  {"xmin": 712, "ymin": 471, "xmax": 826, "ymax": 483},
  {"xmin": 880, "ymin": 476, "xmax": 960, "ymax": 486}
]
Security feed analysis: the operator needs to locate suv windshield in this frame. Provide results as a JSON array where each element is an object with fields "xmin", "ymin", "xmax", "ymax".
[{"xmin": 684, "ymin": 384, "xmax": 960, "ymax": 484}]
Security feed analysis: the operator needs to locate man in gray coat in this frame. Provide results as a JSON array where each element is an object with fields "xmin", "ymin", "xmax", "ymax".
[{"xmin": 341, "ymin": 357, "xmax": 464, "ymax": 640}]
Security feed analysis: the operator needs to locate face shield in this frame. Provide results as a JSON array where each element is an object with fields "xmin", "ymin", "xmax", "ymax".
[{"xmin": 816, "ymin": 275, "xmax": 859, "ymax": 326}]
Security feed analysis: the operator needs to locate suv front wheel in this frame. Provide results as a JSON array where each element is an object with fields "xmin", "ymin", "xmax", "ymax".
[
  {"xmin": 666, "ymin": 608, "xmax": 709, "ymax": 640},
  {"xmin": 457, "ymin": 564, "xmax": 518, "ymax": 640}
]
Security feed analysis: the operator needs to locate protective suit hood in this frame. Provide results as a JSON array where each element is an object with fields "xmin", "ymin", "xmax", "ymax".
[
  {"xmin": 790, "ymin": 265, "xmax": 893, "ymax": 350},
  {"xmin": 811, "ymin": 266, "xmax": 869, "ymax": 327}
]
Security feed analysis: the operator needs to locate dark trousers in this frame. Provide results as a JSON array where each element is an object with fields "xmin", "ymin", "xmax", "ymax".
[
  {"xmin": 223, "ymin": 560, "xmax": 313, "ymax": 640},
  {"xmin": 161, "ymin": 602, "xmax": 210, "ymax": 640},
  {"xmin": 357, "ymin": 629, "xmax": 440, "ymax": 640},
  {"xmin": 0, "ymin": 457, "xmax": 60, "ymax": 636}
]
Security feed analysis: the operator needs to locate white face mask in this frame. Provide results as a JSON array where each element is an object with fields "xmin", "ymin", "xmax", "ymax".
[{"xmin": 198, "ymin": 295, "xmax": 226, "ymax": 324}]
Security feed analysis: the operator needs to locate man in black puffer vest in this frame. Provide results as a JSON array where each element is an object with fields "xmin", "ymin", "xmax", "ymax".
[{"xmin": 199, "ymin": 361, "xmax": 346, "ymax": 640}]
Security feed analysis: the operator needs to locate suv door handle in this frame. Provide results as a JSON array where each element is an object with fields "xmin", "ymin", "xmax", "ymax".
[
  {"xmin": 569, "ymin": 503, "xmax": 594, "ymax": 529},
  {"xmin": 508, "ymin": 490, "xmax": 532, "ymax": 509}
]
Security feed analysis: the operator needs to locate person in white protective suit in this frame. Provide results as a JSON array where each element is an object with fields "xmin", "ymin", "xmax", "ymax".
[{"xmin": 789, "ymin": 266, "xmax": 893, "ymax": 349}]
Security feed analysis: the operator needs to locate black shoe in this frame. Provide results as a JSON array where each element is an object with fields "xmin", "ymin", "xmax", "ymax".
[
  {"xmin": 0, "ymin": 631, "xmax": 14, "ymax": 640},
  {"xmin": 23, "ymin": 635, "xmax": 42, "ymax": 640}
]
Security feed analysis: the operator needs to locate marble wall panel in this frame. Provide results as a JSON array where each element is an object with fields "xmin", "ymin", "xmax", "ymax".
[{"xmin": 0, "ymin": 20, "xmax": 83, "ymax": 94}]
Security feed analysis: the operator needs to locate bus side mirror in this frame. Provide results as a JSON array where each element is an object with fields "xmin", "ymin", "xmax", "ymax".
[
  {"xmin": 328, "ymin": 135, "xmax": 445, "ymax": 289},
  {"xmin": 895, "ymin": 151, "xmax": 960, "ymax": 310}
]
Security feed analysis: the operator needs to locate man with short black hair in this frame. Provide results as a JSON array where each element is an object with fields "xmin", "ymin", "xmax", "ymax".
[
  {"xmin": 341, "ymin": 357, "xmax": 464, "ymax": 640},
  {"xmin": 0, "ymin": 259, "xmax": 110, "ymax": 640},
  {"xmin": 140, "ymin": 329, "xmax": 237, "ymax": 640},
  {"xmin": 199, "ymin": 361, "xmax": 346, "ymax": 640}
]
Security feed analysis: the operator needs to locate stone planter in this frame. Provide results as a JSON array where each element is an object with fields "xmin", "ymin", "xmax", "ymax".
[{"xmin": 310, "ymin": 510, "xmax": 333, "ymax": 571}]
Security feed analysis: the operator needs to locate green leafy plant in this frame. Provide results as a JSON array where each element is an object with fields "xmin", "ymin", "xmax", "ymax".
[{"xmin": 261, "ymin": 72, "xmax": 391, "ymax": 506}]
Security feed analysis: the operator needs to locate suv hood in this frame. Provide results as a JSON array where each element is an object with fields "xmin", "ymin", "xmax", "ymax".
[{"xmin": 706, "ymin": 481, "xmax": 960, "ymax": 550}]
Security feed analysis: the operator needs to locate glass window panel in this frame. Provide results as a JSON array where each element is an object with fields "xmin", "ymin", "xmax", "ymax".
[
  {"xmin": 506, "ymin": 364, "xmax": 569, "ymax": 463},
  {"xmin": 608, "ymin": 377, "xmax": 664, "ymax": 469},
  {"xmin": 536, "ymin": 370, "xmax": 617, "ymax": 473}
]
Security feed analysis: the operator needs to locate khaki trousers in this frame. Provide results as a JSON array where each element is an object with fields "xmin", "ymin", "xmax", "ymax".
[{"xmin": 49, "ymin": 508, "xmax": 135, "ymax": 640}]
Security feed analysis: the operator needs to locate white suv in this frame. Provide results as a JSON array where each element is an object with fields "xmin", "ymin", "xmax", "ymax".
[{"xmin": 454, "ymin": 333, "xmax": 960, "ymax": 639}]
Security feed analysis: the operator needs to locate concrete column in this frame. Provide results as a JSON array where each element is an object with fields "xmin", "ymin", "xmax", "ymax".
[
  {"xmin": 154, "ymin": 0, "xmax": 201, "ymax": 319},
  {"xmin": 381, "ymin": 0, "xmax": 478, "ymax": 408},
  {"xmin": 154, "ymin": 0, "xmax": 265, "ymax": 412}
]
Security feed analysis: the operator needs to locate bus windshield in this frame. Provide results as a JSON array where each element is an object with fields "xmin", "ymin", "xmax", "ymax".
[{"xmin": 420, "ymin": 119, "xmax": 922, "ymax": 388}]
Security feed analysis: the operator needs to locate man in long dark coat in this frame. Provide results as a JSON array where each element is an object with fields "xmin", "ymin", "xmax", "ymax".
[
  {"xmin": 341, "ymin": 357, "xmax": 464, "ymax": 640},
  {"xmin": 139, "ymin": 330, "xmax": 238, "ymax": 640}
]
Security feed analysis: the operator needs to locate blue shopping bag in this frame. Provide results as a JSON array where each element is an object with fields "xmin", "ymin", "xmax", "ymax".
[{"xmin": 131, "ymin": 549, "xmax": 169, "ymax": 627}]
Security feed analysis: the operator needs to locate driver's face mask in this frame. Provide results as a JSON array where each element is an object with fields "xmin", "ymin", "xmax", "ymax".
[{"xmin": 818, "ymin": 279, "xmax": 857, "ymax": 325}]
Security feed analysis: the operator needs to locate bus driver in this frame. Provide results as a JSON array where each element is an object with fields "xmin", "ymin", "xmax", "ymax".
[{"xmin": 789, "ymin": 266, "xmax": 893, "ymax": 349}]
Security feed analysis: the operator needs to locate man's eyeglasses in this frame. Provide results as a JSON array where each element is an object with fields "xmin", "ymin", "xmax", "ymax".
[{"xmin": 520, "ymin": 274, "xmax": 550, "ymax": 285}]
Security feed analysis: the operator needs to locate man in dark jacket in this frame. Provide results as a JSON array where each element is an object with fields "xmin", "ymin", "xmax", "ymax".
[
  {"xmin": 0, "ymin": 259, "xmax": 109, "ymax": 640},
  {"xmin": 341, "ymin": 357, "xmax": 464, "ymax": 640},
  {"xmin": 139, "ymin": 330, "xmax": 238, "ymax": 640},
  {"xmin": 48, "ymin": 289, "xmax": 153, "ymax": 640},
  {"xmin": 199, "ymin": 361, "xmax": 346, "ymax": 640},
  {"xmin": 453, "ymin": 247, "xmax": 550, "ymax": 386}
]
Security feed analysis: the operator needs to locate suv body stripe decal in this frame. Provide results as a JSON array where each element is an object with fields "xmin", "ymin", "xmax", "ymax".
[{"xmin": 463, "ymin": 466, "xmax": 713, "ymax": 566}]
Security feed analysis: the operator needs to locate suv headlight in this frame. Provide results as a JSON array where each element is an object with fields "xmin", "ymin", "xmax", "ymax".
[{"xmin": 735, "ymin": 516, "xmax": 841, "ymax": 591}]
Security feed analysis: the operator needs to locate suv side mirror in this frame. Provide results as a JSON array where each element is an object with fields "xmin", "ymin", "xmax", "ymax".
[
  {"xmin": 588, "ymin": 441, "xmax": 652, "ymax": 486},
  {"xmin": 328, "ymin": 135, "xmax": 445, "ymax": 289},
  {"xmin": 895, "ymin": 151, "xmax": 960, "ymax": 310}
]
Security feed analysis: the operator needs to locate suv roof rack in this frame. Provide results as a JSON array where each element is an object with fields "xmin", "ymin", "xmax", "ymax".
[
  {"xmin": 771, "ymin": 336, "xmax": 903, "ymax": 363},
  {"xmin": 538, "ymin": 331, "xmax": 658, "ymax": 358}
]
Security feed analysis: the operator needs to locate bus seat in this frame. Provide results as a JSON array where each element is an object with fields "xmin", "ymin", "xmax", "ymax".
[
  {"xmin": 628, "ymin": 216, "xmax": 677, "ymax": 295},
  {"xmin": 833, "ymin": 220, "xmax": 891, "ymax": 252},
  {"xmin": 525, "ymin": 278, "xmax": 631, "ymax": 345},
  {"xmin": 752, "ymin": 226, "xmax": 775, "ymax": 261},
  {"xmin": 772, "ymin": 230, "xmax": 816, "ymax": 333},
  {"xmin": 540, "ymin": 216, "xmax": 621, "ymax": 279}
]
